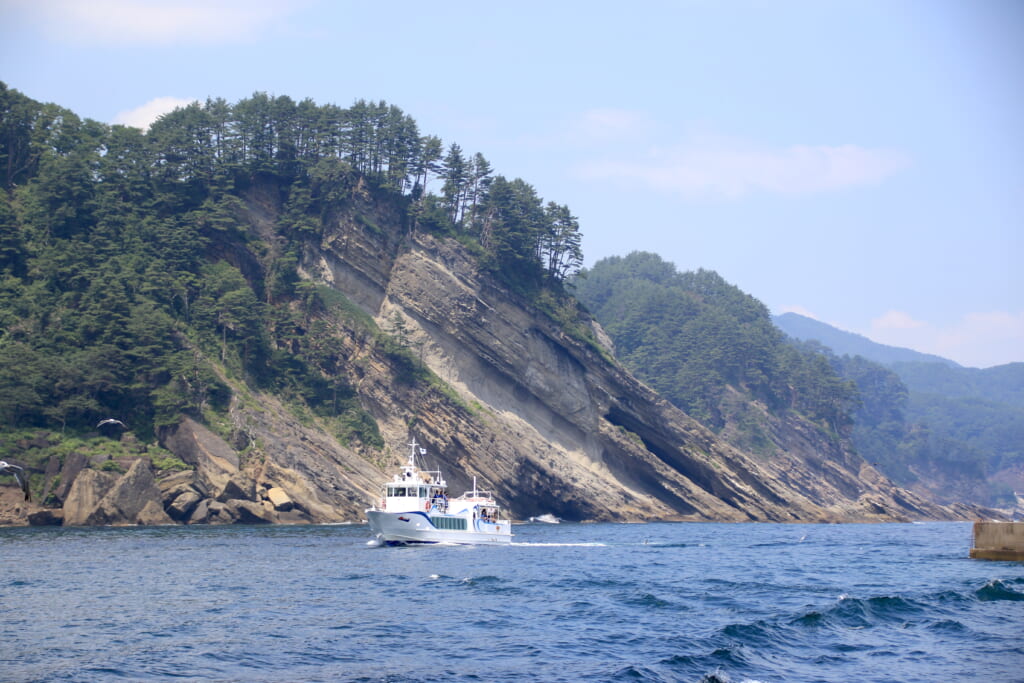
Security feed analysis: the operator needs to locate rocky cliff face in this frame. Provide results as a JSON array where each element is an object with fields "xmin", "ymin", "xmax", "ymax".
[{"xmin": 2, "ymin": 186, "xmax": 988, "ymax": 526}]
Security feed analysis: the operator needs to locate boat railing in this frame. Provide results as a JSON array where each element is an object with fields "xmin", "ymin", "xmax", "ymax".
[
  {"xmin": 476, "ymin": 514, "xmax": 507, "ymax": 530},
  {"xmin": 454, "ymin": 491, "xmax": 495, "ymax": 502}
]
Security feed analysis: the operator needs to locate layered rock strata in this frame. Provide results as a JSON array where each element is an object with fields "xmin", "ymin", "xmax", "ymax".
[{"xmin": 0, "ymin": 187, "xmax": 992, "ymax": 526}]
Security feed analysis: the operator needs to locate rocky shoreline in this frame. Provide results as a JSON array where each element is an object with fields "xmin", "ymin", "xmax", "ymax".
[{"xmin": 0, "ymin": 417, "xmax": 347, "ymax": 527}]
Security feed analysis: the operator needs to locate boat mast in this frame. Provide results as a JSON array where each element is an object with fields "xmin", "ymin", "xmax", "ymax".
[{"xmin": 407, "ymin": 437, "xmax": 419, "ymax": 470}]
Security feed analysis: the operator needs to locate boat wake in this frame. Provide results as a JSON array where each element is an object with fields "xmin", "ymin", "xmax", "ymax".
[{"xmin": 510, "ymin": 542, "xmax": 607, "ymax": 547}]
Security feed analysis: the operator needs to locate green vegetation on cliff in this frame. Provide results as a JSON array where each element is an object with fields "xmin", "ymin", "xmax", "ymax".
[
  {"xmin": 0, "ymin": 83, "xmax": 583, "ymax": 481},
  {"xmin": 575, "ymin": 254, "xmax": 1021, "ymax": 507},
  {"xmin": 776, "ymin": 313, "xmax": 1024, "ymax": 506},
  {"xmin": 573, "ymin": 252, "xmax": 858, "ymax": 437}
]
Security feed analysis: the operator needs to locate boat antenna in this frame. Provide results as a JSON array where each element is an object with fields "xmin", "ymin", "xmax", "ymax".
[{"xmin": 407, "ymin": 437, "xmax": 419, "ymax": 469}]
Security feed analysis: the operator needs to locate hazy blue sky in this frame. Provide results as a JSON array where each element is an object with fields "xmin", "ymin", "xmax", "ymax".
[{"xmin": 2, "ymin": 0, "xmax": 1020, "ymax": 367}]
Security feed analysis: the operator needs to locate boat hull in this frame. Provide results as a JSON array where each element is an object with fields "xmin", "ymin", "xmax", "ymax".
[{"xmin": 366, "ymin": 509, "xmax": 512, "ymax": 545}]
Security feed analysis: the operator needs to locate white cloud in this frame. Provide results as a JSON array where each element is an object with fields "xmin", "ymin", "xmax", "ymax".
[
  {"xmin": 14, "ymin": 0, "xmax": 299, "ymax": 46},
  {"xmin": 867, "ymin": 309, "xmax": 1024, "ymax": 368},
  {"xmin": 113, "ymin": 97, "xmax": 196, "ymax": 130},
  {"xmin": 576, "ymin": 134, "xmax": 910, "ymax": 199},
  {"xmin": 513, "ymin": 108, "xmax": 652, "ymax": 150},
  {"xmin": 871, "ymin": 310, "xmax": 928, "ymax": 332},
  {"xmin": 574, "ymin": 109, "xmax": 652, "ymax": 142}
]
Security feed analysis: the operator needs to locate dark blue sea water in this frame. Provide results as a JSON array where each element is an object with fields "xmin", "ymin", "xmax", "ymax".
[{"xmin": 2, "ymin": 521, "xmax": 1022, "ymax": 682}]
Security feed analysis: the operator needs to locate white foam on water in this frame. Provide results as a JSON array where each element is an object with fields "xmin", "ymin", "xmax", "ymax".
[{"xmin": 510, "ymin": 542, "xmax": 607, "ymax": 547}]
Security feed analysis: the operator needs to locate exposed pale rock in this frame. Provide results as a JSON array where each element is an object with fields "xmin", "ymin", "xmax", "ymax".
[
  {"xmin": 159, "ymin": 470, "xmax": 201, "ymax": 517},
  {"xmin": 85, "ymin": 459, "xmax": 171, "ymax": 526},
  {"xmin": 136, "ymin": 499, "xmax": 174, "ymax": 525},
  {"xmin": 167, "ymin": 490, "xmax": 202, "ymax": 521},
  {"xmin": 206, "ymin": 500, "xmax": 231, "ymax": 524},
  {"xmin": 158, "ymin": 469, "xmax": 198, "ymax": 498},
  {"xmin": 0, "ymin": 486, "xmax": 33, "ymax": 525},
  {"xmin": 251, "ymin": 454, "xmax": 361, "ymax": 523},
  {"xmin": 161, "ymin": 417, "xmax": 238, "ymax": 497},
  {"xmin": 226, "ymin": 499, "xmax": 274, "ymax": 524},
  {"xmin": 188, "ymin": 499, "xmax": 211, "ymax": 524},
  {"xmin": 63, "ymin": 469, "xmax": 119, "ymax": 526},
  {"xmin": 54, "ymin": 451, "xmax": 89, "ymax": 503},
  {"xmin": 217, "ymin": 472, "xmax": 256, "ymax": 503},
  {"xmin": 266, "ymin": 487, "xmax": 293, "ymax": 511}
]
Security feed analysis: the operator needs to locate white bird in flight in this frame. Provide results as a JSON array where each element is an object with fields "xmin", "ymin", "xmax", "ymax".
[
  {"xmin": 96, "ymin": 418, "xmax": 127, "ymax": 429},
  {"xmin": 0, "ymin": 461, "xmax": 31, "ymax": 501}
]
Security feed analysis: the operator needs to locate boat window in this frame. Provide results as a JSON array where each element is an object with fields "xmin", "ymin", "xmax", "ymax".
[
  {"xmin": 419, "ymin": 486, "xmax": 427, "ymax": 497},
  {"xmin": 431, "ymin": 517, "xmax": 468, "ymax": 531}
]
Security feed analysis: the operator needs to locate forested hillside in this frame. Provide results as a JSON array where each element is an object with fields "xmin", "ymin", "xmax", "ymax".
[
  {"xmin": 574, "ymin": 255, "xmax": 1021, "ymax": 508},
  {"xmin": 573, "ymin": 252, "xmax": 858, "ymax": 443},
  {"xmin": 894, "ymin": 361, "xmax": 1024, "ymax": 408},
  {"xmin": 776, "ymin": 314, "xmax": 1024, "ymax": 507},
  {"xmin": 0, "ymin": 83, "xmax": 585, "ymax": 500}
]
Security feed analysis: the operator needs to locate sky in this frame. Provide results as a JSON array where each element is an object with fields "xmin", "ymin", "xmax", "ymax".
[{"xmin": 1, "ymin": 0, "xmax": 1021, "ymax": 368}]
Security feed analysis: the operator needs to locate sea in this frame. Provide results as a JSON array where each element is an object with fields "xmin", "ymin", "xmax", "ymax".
[{"xmin": 1, "ymin": 521, "xmax": 1022, "ymax": 683}]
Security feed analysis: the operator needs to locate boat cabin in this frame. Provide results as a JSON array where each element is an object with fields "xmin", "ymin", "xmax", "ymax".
[
  {"xmin": 378, "ymin": 442, "xmax": 450, "ymax": 514},
  {"xmin": 381, "ymin": 479, "xmax": 449, "ymax": 514}
]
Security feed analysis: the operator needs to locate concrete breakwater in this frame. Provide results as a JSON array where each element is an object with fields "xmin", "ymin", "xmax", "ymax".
[{"xmin": 970, "ymin": 521, "xmax": 1024, "ymax": 561}]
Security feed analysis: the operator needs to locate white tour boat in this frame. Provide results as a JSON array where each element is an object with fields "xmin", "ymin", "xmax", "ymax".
[{"xmin": 366, "ymin": 439, "xmax": 512, "ymax": 546}]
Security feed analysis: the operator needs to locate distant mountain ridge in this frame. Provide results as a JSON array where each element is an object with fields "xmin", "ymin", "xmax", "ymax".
[
  {"xmin": 772, "ymin": 312, "xmax": 960, "ymax": 368},
  {"xmin": 774, "ymin": 311, "xmax": 1024, "ymax": 507}
]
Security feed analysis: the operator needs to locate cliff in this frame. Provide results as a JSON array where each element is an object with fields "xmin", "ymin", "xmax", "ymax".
[{"xmin": 0, "ymin": 184, "xmax": 986, "ymax": 526}]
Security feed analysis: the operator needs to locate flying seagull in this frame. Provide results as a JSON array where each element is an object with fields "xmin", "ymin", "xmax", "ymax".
[
  {"xmin": 0, "ymin": 461, "xmax": 31, "ymax": 501},
  {"xmin": 97, "ymin": 418, "xmax": 127, "ymax": 429}
]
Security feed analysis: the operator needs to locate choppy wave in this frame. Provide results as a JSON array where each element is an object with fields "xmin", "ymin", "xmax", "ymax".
[
  {"xmin": 975, "ymin": 577, "xmax": 1024, "ymax": 601},
  {"xmin": 2, "ymin": 522, "xmax": 1022, "ymax": 682}
]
